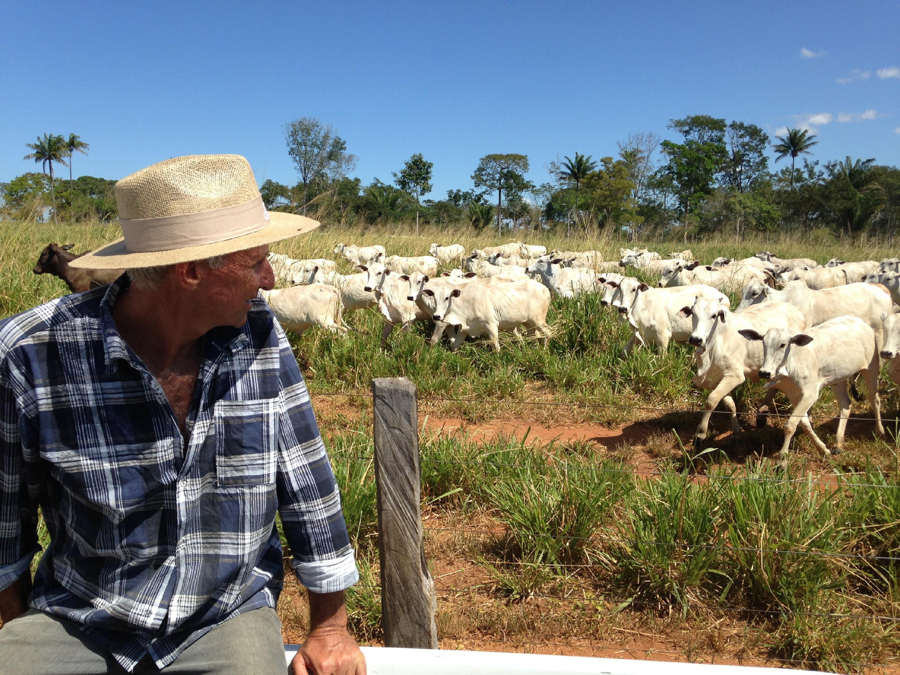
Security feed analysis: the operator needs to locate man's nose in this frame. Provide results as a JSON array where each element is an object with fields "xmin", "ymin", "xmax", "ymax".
[{"xmin": 260, "ymin": 259, "xmax": 275, "ymax": 291}]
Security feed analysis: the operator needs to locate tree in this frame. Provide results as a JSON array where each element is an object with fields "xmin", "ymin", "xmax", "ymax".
[
  {"xmin": 824, "ymin": 156, "xmax": 882, "ymax": 235},
  {"xmin": 393, "ymin": 153, "xmax": 433, "ymax": 235},
  {"xmin": 581, "ymin": 157, "xmax": 639, "ymax": 234},
  {"xmin": 472, "ymin": 154, "xmax": 532, "ymax": 235},
  {"xmin": 24, "ymin": 133, "xmax": 69, "ymax": 218},
  {"xmin": 260, "ymin": 179, "xmax": 293, "ymax": 210},
  {"xmin": 773, "ymin": 128, "xmax": 818, "ymax": 190},
  {"xmin": 284, "ymin": 118, "xmax": 357, "ymax": 215},
  {"xmin": 556, "ymin": 152, "xmax": 598, "ymax": 236},
  {"xmin": 721, "ymin": 122, "xmax": 769, "ymax": 193},
  {"xmin": 617, "ymin": 132, "xmax": 660, "ymax": 207},
  {"xmin": 660, "ymin": 115, "xmax": 728, "ymax": 224},
  {"xmin": 0, "ymin": 172, "xmax": 52, "ymax": 221},
  {"xmin": 64, "ymin": 134, "xmax": 90, "ymax": 224}
]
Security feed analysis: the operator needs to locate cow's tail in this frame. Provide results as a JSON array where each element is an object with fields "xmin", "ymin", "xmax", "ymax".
[{"xmin": 849, "ymin": 373, "xmax": 864, "ymax": 402}]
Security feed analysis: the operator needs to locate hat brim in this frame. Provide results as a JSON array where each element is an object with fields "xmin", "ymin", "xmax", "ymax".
[{"xmin": 68, "ymin": 212, "xmax": 320, "ymax": 269}]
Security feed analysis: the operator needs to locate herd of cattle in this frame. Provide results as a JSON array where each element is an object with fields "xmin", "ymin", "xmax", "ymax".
[{"xmin": 31, "ymin": 241, "xmax": 900, "ymax": 466}]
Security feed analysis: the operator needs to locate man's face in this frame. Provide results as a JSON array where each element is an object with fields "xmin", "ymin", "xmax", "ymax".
[{"xmin": 200, "ymin": 245, "xmax": 275, "ymax": 328}]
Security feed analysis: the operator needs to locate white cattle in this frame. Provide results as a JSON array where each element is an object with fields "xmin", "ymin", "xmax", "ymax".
[
  {"xmin": 549, "ymin": 249, "xmax": 605, "ymax": 269},
  {"xmin": 260, "ymin": 285, "xmax": 347, "ymax": 336},
  {"xmin": 778, "ymin": 266, "xmax": 846, "ymax": 289},
  {"xmin": 668, "ymin": 250, "xmax": 694, "ymax": 261},
  {"xmin": 473, "ymin": 242, "xmax": 524, "ymax": 259},
  {"xmin": 294, "ymin": 264, "xmax": 377, "ymax": 312},
  {"xmin": 736, "ymin": 281, "xmax": 783, "ymax": 311},
  {"xmin": 754, "ymin": 281, "xmax": 893, "ymax": 357},
  {"xmin": 360, "ymin": 263, "xmax": 430, "ymax": 346},
  {"xmin": 835, "ymin": 261, "xmax": 879, "ymax": 284},
  {"xmin": 402, "ymin": 271, "xmax": 478, "ymax": 345},
  {"xmin": 679, "ymin": 296, "xmax": 806, "ymax": 445},
  {"xmin": 428, "ymin": 243, "xmax": 466, "ymax": 266},
  {"xmin": 869, "ymin": 271, "xmax": 900, "ymax": 306},
  {"xmin": 755, "ymin": 251, "xmax": 818, "ymax": 270},
  {"xmin": 527, "ymin": 257, "xmax": 598, "ymax": 298},
  {"xmin": 486, "ymin": 252, "xmax": 531, "ymax": 268},
  {"xmin": 519, "ymin": 243, "xmax": 548, "ymax": 259},
  {"xmin": 879, "ymin": 312, "xmax": 900, "ymax": 386},
  {"xmin": 473, "ymin": 261, "xmax": 528, "ymax": 278},
  {"xmin": 333, "ymin": 243, "xmax": 386, "ymax": 266},
  {"xmin": 660, "ymin": 260, "xmax": 772, "ymax": 294},
  {"xmin": 421, "ymin": 277, "xmax": 552, "ymax": 352},
  {"xmin": 739, "ymin": 316, "xmax": 883, "ymax": 466},
  {"xmin": 620, "ymin": 256, "xmax": 685, "ymax": 277},
  {"xmin": 619, "ymin": 247, "xmax": 661, "ymax": 262},
  {"xmin": 597, "ymin": 273, "xmax": 626, "ymax": 307},
  {"xmin": 711, "ymin": 256, "xmax": 776, "ymax": 271},
  {"xmin": 384, "ymin": 255, "xmax": 440, "ymax": 277},
  {"xmin": 267, "ymin": 253, "xmax": 337, "ymax": 287},
  {"xmin": 609, "ymin": 278, "xmax": 729, "ymax": 353}
]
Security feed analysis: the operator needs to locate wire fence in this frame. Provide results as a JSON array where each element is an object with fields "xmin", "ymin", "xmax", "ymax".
[{"xmin": 321, "ymin": 388, "xmax": 900, "ymax": 670}]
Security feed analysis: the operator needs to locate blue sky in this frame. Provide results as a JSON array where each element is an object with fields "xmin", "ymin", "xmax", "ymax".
[{"xmin": 2, "ymin": 1, "xmax": 898, "ymax": 201}]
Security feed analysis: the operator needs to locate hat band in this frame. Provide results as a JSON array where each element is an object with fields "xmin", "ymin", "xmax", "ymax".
[{"xmin": 120, "ymin": 196, "xmax": 270, "ymax": 253}]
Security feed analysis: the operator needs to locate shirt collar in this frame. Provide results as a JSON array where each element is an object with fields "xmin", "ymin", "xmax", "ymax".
[{"xmin": 99, "ymin": 275, "xmax": 251, "ymax": 376}]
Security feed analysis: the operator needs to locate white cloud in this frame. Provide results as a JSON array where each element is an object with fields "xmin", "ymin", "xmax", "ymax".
[
  {"xmin": 838, "ymin": 109, "xmax": 879, "ymax": 123},
  {"xmin": 836, "ymin": 69, "xmax": 871, "ymax": 84},
  {"xmin": 800, "ymin": 47, "xmax": 827, "ymax": 59},
  {"xmin": 836, "ymin": 78, "xmax": 852, "ymax": 84},
  {"xmin": 895, "ymin": 127, "xmax": 900, "ymax": 134},
  {"xmin": 877, "ymin": 66, "xmax": 900, "ymax": 79}
]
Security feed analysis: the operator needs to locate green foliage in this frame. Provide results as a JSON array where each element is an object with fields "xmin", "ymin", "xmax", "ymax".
[
  {"xmin": 1, "ymin": 173, "xmax": 51, "ymax": 221},
  {"xmin": 284, "ymin": 117, "xmax": 357, "ymax": 215},
  {"xmin": 721, "ymin": 122, "xmax": 770, "ymax": 193},
  {"xmin": 472, "ymin": 153, "xmax": 532, "ymax": 233},
  {"xmin": 773, "ymin": 128, "xmax": 819, "ymax": 190},
  {"xmin": 661, "ymin": 115, "xmax": 729, "ymax": 220}
]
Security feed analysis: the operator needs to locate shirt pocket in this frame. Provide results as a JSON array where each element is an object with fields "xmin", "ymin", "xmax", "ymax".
[{"xmin": 213, "ymin": 399, "xmax": 280, "ymax": 488}]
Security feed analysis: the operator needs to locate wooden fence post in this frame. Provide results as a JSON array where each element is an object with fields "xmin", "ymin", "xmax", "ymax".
[{"xmin": 372, "ymin": 377, "xmax": 438, "ymax": 649}]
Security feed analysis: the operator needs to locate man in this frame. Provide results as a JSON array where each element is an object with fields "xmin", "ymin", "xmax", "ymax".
[{"xmin": 0, "ymin": 155, "xmax": 365, "ymax": 674}]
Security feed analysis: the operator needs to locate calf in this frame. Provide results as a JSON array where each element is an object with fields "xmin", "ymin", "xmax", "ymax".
[
  {"xmin": 778, "ymin": 266, "xmax": 846, "ymax": 289},
  {"xmin": 526, "ymin": 257, "xmax": 598, "ymax": 297},
  {"xmin": 661, "ymin": 260, "xmax": 771, "ymax": 294},
  {"xmin": 680, "ymin": 296, "xmax": 806, "ymax": 445},
  {"xmin": 361, "ymin": 263, "xmax": 430, "ymax": 346},
  {"xmin": 292, "ymin": 263, "xmax": 377, "ymax": 312},
  {"xmin": 518, "ymin": 243, "xmax": 547, "ymax": 259},
  {"xmin": 260, "ymin": 285, "xmax": 347, "ymax": 336},
  {"xmin": 739, "ymin": 316, "xmax": 884, "ymax": 466},
  {"xmin": 333, "ymin": 243, "xmax": 386, "ymax": 266},
  {"xmin": 421, "ymin": 277, "xmax": 551, "ymax": 352},
  {"xmin": 383, "ymin": 255, "xmax": 440, "ymax": 277},
  {"xmin": 610, "ymin": 278, "xmax": 728, "ymax": 353},
  {"xmin": 755, "ymin": 251, "xmax": 818, "ymax": 270},
  {"xmin": 428, "ymin": 243, "xmax": 466, "ymax": 266},
  {"xmin": 402, "ymin": 271, "xmax": 477, "ymax": 345},
  {"xmin": 33, "ymin": 243, "xmax": 123, "ymax": 293},
  {"xmin": 267, "ymin": 252, "xmax": 337, "ymax": 286}
]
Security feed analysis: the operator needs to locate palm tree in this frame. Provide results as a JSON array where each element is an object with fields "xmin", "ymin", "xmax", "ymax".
[
  {"xmin": 65, "ymin": 134, "xmax": 90, "ymax": 225},
  {"xmin": 773, "ymin": 128, "xmax": 818, "ymax": 189},
  {"xmin": 24, "ymin": 133, "xmax": 69, "ymax": 220},
  {"xmin": 557, "ymin": 152, "xmax": 598, "ymax": 236}
]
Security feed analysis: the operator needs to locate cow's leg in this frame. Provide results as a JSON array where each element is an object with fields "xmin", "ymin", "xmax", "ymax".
[
  {"xmin": 449, "ymin": 328, "xmax": 468, "ymax": 352},
  {"xmin": 656, "ymin": 329, "xmax": 671, "ymax": 353},
  {"xmin": 622, "ymin": 332, "xmax": 637, "ymax": 356},
  {"xmin": 756, "ymin": 387, "xmax": 777, "ymax": 427},
  {"xmin": 720, "ymin": 395, "xmax": 742, "ymax": 436},
  {"xmin": 487, "ymin": 324, "xmax": 501, "ymax": 352},
  {"xmin": 863, "ymin": 362, "xmax": 884, "ymax": 436},
  {"xmin": 380, "ymin": 322, "xmax": 395, "ymax": 348},
  {"xmin": 778, "ymin": 394, "xmax": 818, "ymax": 466},
  {"xmin": 830, "ymin": 381, "xmax": 852, "ymax": 453},
  {"xmin": 695, "ymin": 374, "xmax": 744, "ymax": 445}
]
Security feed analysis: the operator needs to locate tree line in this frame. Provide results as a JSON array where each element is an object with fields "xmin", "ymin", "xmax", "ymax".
[{"xmin": 4, "ymin": 117, "xmax": 899, "ymax": 240}]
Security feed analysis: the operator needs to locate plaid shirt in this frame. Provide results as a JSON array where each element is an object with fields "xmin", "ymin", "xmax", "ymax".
[{"xmin": 0, "ymin": 278, "xmax": 357, "ymax": 672}]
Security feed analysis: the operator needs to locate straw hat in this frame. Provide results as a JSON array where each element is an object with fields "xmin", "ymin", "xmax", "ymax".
[{"xmin": 69, "ymin": 154, "xmax": 319, "ymax": 269}]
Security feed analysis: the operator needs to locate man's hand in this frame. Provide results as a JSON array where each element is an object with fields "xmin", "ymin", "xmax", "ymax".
[
  {"xmin": 0, "ymin": 574, "xmax": 31, "ymax": 627},
  {"xmin": 290, "ymin": 590, "xmax": 365, "ymax": 675}
]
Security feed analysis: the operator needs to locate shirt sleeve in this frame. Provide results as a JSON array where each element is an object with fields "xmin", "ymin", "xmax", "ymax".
[
  {"xmin": 0, "ymin": 351, "xmax": 42, "ymax": 592},
  {"xmin": 271, "ymin": 322, "xmax": 358, "ymax": 594}
]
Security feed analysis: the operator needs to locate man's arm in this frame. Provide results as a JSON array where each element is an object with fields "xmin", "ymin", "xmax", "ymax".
[
  {"xmin": 0, "ymin": 573, "xmax": 31, "ymax": 626},
  {"xmin": 290, "ymin": 590, "xmax": 365, "ymax": 675}
]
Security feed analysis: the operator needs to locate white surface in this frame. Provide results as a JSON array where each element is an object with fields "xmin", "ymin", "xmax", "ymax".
[{"xmin": 283, "ymin": 646, "xmax": 826, "ymax": 675}]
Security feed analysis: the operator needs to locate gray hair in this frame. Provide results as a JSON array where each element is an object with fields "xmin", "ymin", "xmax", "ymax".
[{"xmin": 127, "ymin": 255, "xmax": 226, "ymax": 290}]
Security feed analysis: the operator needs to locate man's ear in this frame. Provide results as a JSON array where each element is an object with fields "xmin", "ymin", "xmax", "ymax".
[{"xmin": 175, "ymin": 260, "xmax": 204, "ymax": 289}]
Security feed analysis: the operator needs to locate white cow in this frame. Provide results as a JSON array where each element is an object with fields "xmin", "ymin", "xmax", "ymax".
[
  {"xmin": 267, "ymin": 253, "xmax": 337, "ymax": 287},
  {"xmin": 518, "ymin": 243, "xmax": 548, "ymax": 259},
  {"xmin": 778, "ymin": 266, "xmax": 846, "ymax": 290},
  {"xmin": 879, "ymin": 312, "xmax": 900, "ymax": 386},
  {"xmin": 679, "ymin": 296, "xmax": 806, "ymax": 445},
  {"xmin": 260, "ymin": 285, "xmax": 347, "ymax": 336},
  {"xmin": 834, "ymin": 261, "xmax": 879, "ymax": 284},
  {"xmin": 609, "ymin": 277, "xmax": 729, "ymax": 353},
  {"xmin": 486, "ymin": 252, "xmax": 531, "ymax": 268},
  {"xmin": 526, "ymin": 257, "xmax": 598, "ymax": 298},
  {"xmin": 739, "ymin": 316, "xmax": 883, "ymax": 466},
  {"xmin": 597, "ymin": 273, "xmax": 626, "ymax": 307},
  {"xmin": 428, "ymin": 243, "xmax": 466, "ymax": 266},
  {"xmin": 333, "ymin": 243, "xmax": 386, "ymax": 266},
  {"xmin": 660, "ymin": 260, "xmax": 772, "ymax": 294},
  {"xmin": 360, "ymin": 263, "xmax": 430, "ymax": 346},
  {"xmin": 383, "ymin": 255, "xmax": 440, "ymax": 277},
  {"xmin": 293, "ymin": 263, "xmax": 377, "ymax": 312},
  {"xmin": 473, "ymin": 243, "xmax": 524, "ymax": 259},
  {"xmin": 621, "ymin": 256, "xmax": 686, "ymax": 277},
  {"xmin": 402, "ymin": 271, "xmax": 478, "ymax": 345},
  {"xmin": 736, "ymin": 281, "xmax": 783, "ymax": 311},
  {"xmin": 755, "ymin": 251, "xmax": 818, "ymax": 270},
  {"xmin": 549, "ymin": 249, "xmax": 605, "ymax": 269},
  {"xmin": 422, "ymin": 277, "xmax": 552, "ymax": 352},
  {"xmin": 472, "ymin": 260, "xmax": 528, "ymax": 278}
]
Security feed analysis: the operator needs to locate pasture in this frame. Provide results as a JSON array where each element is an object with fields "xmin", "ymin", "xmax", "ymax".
[{"xmin": 3, "ymin": 221, "xmax": 900, "ymax": 672}]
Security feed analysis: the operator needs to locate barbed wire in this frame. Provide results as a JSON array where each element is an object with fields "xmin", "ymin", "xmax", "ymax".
[
  {"xmin": 422, "ymin": 526, "xmax": 900, "ymax": 564},
  {"xmin": 312, "ymin": 390, "xmax": 900, "ymax": 425}
]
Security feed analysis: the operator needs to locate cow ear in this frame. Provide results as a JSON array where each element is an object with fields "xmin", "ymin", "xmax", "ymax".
[
  {"xmin": 678, "ymin": 306, "xmax": 693, "ymax": 318},
  {"xmin": 422, "ymin": 289, "xmax": 434, "ymax": 297},
  {"xmin": 791, "ymin": 334, "xmax": 814, "ymax": 347},
  {"xmin": 704, "ymin": 266, "xmax": 714, "ymax": 271},
  {"xmin": 685, "ymin": 261, "xmax": 699, "ymax": 270},
  {"xmin": 551, "ymin": 258, "xmax": 563, "ymax": 265},
  {"xmin": 400, "ymin": 275, "xmax": 409, "ymax": 281},
  {"xmin": 464, "ymin": 272, "xmax": 476, "ymax": 278},
  {"xmin": 717, "ymin": 309, "xmax": 726, "ymax": 322},
  {"xmin": 384, "ymin": 269, "xmax": 391, "ymax": 276},
  {"xmin": 638, "ymin": 282, "xmax": 650, "ymax": 292},
  {"xmin": 450, "ymin": 288, "xmax": 462, "ymax": 298},
  {"xmin": 62, "ymin": 244, "xmax": 75, "ymax": 250},
  {"xmin": 357, "ymin": 265, "xmax": 367, "ymax": 271},
  {"xmin": 423, "ymin": 275, "xmax": 430, "ymax": 282},
  {"xmin": 313, "ymin": 265, "xmax": 319, "ymax": 273},
  {"xmin": 738, "ymin": 329, "xmax": 763, "ymax": 341},
  {"xmin": 607, "ymin": 281, "xmax": 619, "ymax": 288}
]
